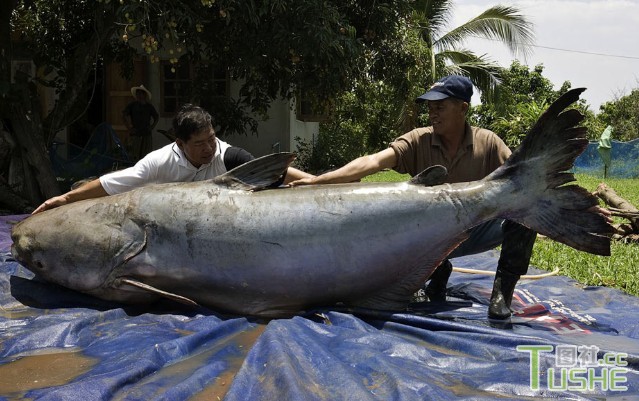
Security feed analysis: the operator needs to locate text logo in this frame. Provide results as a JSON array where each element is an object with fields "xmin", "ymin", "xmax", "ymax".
[{"xmin": 517, "ymin": 344, "xmax": 628, "ymax": 392}]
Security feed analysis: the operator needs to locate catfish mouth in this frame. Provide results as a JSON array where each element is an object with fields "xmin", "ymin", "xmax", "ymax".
[
  {"xmin": 11, "ymin": 239, "xmax": 46, "ymax": 274},
  {"xmin": 11, "ymin": 223, "xmax": 48, "ymax": 275},
  {"xmin": 10, "ymin": 243, "xmax": 26, "ymax": 264},
  {"xmin": 11, "ymin": 241, "xmax": 106, "ymax": 293}
]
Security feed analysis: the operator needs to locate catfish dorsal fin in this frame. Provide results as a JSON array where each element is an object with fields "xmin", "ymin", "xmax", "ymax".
[
  {"xmin": 409, "ymin": 165, "xmax": 448, "ymax": 186},
  {"xmin": 117, "ymin": 278, "xmax": 199, "ymax": 307},
  {"xmin": 213, "ymin": 152, "xmax": 296, "ymax": 190}
]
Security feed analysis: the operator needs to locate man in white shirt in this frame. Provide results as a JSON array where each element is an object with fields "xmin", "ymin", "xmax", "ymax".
[{"xmin": 33, "ymin": 104, "xmax": 312, "ymax": 214}]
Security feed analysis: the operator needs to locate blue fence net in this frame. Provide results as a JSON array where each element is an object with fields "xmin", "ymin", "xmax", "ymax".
[
  {"xmin": 49, "ymin": 123, "xmax": 133, "ymax": 190},
  {"xmin": 573, "ymin": 138, "xmax": 639, "ymax": 178}
]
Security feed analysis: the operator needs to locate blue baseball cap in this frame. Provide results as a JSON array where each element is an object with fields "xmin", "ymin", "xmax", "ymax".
[{"xmin": 415, "ymin": 75, "xmax": 473, "ymax": 103}]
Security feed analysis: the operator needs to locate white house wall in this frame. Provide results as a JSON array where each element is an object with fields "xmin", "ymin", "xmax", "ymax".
[
  {"xmin": 55, "ymin": 61, "xmax": 318, "ymax": 161},
  {"xmin": 145, "ymin": 63, "xmax": 319, "ymax": 158},
  {"xmin": 222, "ymin": 84, "xmax": 318, "ymax": 158}
]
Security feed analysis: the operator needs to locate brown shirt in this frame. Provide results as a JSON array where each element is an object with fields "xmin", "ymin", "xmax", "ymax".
[{"xmin": 390, "ymin": 124, "xmax": 511, "ymax": 183}]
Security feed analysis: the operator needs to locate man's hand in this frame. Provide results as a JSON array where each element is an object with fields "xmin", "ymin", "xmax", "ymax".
[
  {"xmin": 288, "ymin": 177, "xmax": 317, "ymax": 187},
  {"xmin": 31, "ymin": 179, "xmax": 109, "ymax": 214},
  {"xmin": 589, "ymin": 205, "xmax": 613, "ymax": 224},
  {"xmin": 32, "ymin": 195, "xmax": 69, "ymax": 214}
]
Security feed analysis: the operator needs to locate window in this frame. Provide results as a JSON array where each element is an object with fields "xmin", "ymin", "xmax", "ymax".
[
  {"xmin": 161, "ymin": 62, "xmax": 192, "ymax": 116},
  {"xmin": 195, "ymin": 64, "xmax": 229, "ymax": 112},
  {"xmin": 160, "ymin": 61, "xmax": 229, "ymax": 117}
]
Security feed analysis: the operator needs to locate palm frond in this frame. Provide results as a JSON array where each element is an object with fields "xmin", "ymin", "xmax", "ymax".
[
  {"xmin": 437, "ymin": 5, "xmax": 535, "ymax": 60},
  {"xmin": 412, "ymin": 0, "xmax": 455, "ymax": 33},
  {"xmin": 435, "ymin": 48, "xmax": 494, "ymax": 65},
  {"xmin": 435, "ymin": 49, "xmax": 504, "ymax": 102}
]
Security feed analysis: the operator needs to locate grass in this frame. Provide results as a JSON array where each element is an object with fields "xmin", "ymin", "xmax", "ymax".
[
  {"xmin": 361, "ymin": 169, "xmax": 411, "ymax": 183},
  {"xmin": 532, "ymin": 174, "xmax": 639, "ymax": 297},
  {"xmin": 364, "ymin": 169, "xmax": 639, "ymax": 297}
]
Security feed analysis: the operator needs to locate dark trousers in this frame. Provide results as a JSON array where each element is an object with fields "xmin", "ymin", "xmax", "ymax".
[
  {"xmin": 448, "ymin": 219, "xmax": 536, "ymax": 276},
  {"xmin": 131, "ymin": 134, "xmax": 152, "ymax": 161}
]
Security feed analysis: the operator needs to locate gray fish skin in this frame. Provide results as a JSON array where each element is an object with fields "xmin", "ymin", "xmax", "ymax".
[{"xmin": 11, "ymin": 88, "xmax": 613, "ymax": 317}]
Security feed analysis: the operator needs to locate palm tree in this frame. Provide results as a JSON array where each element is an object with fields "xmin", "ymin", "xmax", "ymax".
[
  {"xmin": 414, "ymin": 0, "xmax": 534, "ymax": 98},
  {"xmin": 398, "ymin": 0, "xmax": 534, "ymax": 130},
  {"xmin": 305, "ymin": 1, "xmax": 535, "ymax": 171}
]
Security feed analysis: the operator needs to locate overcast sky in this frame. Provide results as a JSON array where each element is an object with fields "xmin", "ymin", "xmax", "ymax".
[{"xmin": 450, "ymin": 0, "xmax": 639, "ymax": 112}]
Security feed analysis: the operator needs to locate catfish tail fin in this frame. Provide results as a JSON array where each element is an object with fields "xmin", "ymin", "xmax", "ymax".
[{"xmin": 488, "ymin": 88, "xmax": 614, "ymax": 256}]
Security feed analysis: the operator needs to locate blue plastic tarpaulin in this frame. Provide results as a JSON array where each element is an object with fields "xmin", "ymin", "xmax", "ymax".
[{"xmin": 1, "ymin": 215, "xmax": 638, "ymax": 400}]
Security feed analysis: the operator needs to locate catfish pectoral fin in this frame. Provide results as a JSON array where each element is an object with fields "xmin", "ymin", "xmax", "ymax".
[{"xmin": 117, "ymin": 278, "xmax": 199, "ymax": 307}]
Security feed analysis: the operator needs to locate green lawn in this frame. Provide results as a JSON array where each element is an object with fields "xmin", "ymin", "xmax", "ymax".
[{"xmin": 364, "ymin": 169, "xmax": 639, "ymax": 297}]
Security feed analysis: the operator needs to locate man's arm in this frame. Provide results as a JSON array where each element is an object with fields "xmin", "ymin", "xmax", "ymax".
[
  {"xmin": 32, "ymin": 179, "xmax": 109, "ymax": 214},
  {"xmin": 290, "ymin": 147, "xmax": 398, "ymax": 185},
  {"xmin": 283, "ymin": 167, "xmax": 314, "ymax": 185},
  {"xmin": 223, "ymin": 147, "xmax": 255, "ymax": 171}
]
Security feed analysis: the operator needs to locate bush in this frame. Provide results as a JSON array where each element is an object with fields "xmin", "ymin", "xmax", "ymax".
[{"xmin": 294, "ymin": 123, "xmax": 367, "ymax": 174}]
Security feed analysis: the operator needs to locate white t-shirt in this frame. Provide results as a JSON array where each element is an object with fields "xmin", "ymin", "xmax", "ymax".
[{"xmin": 100, "ymin": 138, "xmax": 232, "ymax": 195}]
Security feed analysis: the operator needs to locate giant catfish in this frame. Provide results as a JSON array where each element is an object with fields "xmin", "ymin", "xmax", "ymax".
[{"xmin": 11, "ymin": 88, "xmax": 613, "ymax": 317}]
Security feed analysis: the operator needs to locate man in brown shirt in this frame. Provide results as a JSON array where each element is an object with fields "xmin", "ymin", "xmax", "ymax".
[{"xmin": 291, "ymin": 75, "xmax": 536, "ymax": 319}]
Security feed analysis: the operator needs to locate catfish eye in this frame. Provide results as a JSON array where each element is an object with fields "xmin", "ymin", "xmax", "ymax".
[{"xmin": 33, "ymin": 260, "xmax": 44, "ymax": 270}]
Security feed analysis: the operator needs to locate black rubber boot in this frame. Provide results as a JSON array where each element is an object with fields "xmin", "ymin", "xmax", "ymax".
[
  {"xmin": 488, "ymin": 269, "xmax": 520, "ymax": 319},
  {"xmin": 488, "ymin": 220, "xmax": 537, "ymax": 319},
  {"xmin": 424, "ymin": 259, "xmax": 453, "ymax": 302}
]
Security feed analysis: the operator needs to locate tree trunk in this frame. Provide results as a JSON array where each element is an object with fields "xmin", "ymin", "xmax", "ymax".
[
  {"xmin": 595, "ymin": 183, "xmax": 639, "ymax": 232},
  {"xmin": 8, "ymin": 85, "xmax": 62, "ymax": 205},
  {"xmin": 0, "ymin": 1, "xmax": 11, "ymax": 84},
  {"xmin": 0, "ymin": 1, "xmax": 59, "ymax": 207},
  {"xmin": 1, "ymin": 6, "xmax": 120, "ymax": 208},
  {"xmin": 0, "ymin": 178, "xmax": 33, "ymax": 214}
]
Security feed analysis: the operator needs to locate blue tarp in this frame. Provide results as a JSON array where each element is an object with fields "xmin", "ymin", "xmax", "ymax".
[
  {"xmin": 1, "ymin": 215, "xmax": 638, "ymax": 400},
  {"xmin": 573, "ymin": 138, "xmax": 639, "ymax": 178}
]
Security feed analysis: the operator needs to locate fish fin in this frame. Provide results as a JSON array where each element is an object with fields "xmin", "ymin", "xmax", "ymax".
[
  {"xmin": 214, "ymin": 152, "xmax": 296, "ymax": 190},
  {"xmin": 111, "ymin": 219, "xmax": 148, "ymax": 269},
  {"xmin": 409, "ymin": 165, "xmax": 448, "ymax": 186},
  {"xmin": 116, "ymin": 277, "xmax": 199, "ymax": 307},
  {"xmin": 487, "ymin": 88, "xmax": 614, "ymax": 256}
]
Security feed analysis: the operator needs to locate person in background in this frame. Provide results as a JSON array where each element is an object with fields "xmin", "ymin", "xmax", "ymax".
[
  {"xmin": 123, "ymin": 84, "xmax": 159, "ymax": 161},
  {"xmin": 290, "ymin": 75, "xmax": 537, "ymax": 319},
  {"xmin": 34, "ymin": 104, "xmax": 313, "ymax": 214}
]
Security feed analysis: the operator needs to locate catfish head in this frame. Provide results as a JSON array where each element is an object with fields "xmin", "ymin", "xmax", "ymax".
[{"xmin": 10, "ymin": 200, "xmax": 146, "ymax": 295}]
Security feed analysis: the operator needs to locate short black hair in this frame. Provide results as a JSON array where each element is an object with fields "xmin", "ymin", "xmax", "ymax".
[{"xmin": 172, "ymin": 104, "xmax": 214, "ymax": 142}]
